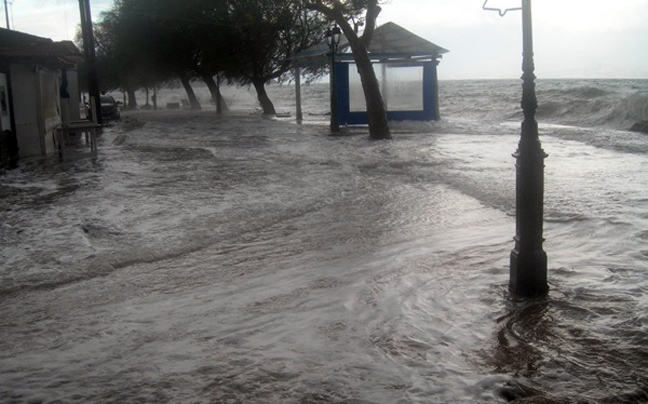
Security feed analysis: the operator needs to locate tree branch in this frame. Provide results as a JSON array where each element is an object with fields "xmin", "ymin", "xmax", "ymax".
[{"xmin": 360, "ymin": 0, "xmax": 381, "ymax": 47}]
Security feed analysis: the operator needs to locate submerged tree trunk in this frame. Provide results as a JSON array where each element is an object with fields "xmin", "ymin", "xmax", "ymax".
[
  {"xmin": 304, "ymin": 0, "xmax": 390, "ymax": 139},
  {"xmin": 126, "ymin": 87, "xmax": 138, "ymax": 110},
  {"xmin": 252, "ymin": 79, "xmax": 276, "ymax": 116},
  {"xmin": 179, "ymin": 74, "xmax": 202, "ymax": 110},
  {"xmin": 345, "ymin": 37, "xmax": 391, "ymax": 140},
  {"xmin": 202, "ymin": 74, "xmax": 228, "ymax": 114}
]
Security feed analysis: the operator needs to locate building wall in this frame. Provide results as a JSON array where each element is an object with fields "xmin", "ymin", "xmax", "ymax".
[
  {"xmin": 10, "ymin": 64, "xmax": 41, "ymax": 157},
  {"xmin": 66, "ymin": 69, "xmax": 81, "ymax": 122},
  {"xmin": 10, "ymin": 64, "xmax": 61, "ymax": 157},
  {"xmin": 39, "ymin": 68, "xmax": 62, "ymax": 155}
]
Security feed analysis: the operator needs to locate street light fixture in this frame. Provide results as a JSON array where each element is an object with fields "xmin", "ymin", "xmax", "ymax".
[
  {"xmin": 325, "ymin": 26, "xmax": 342, "ymax": 133},
  {"xmin": 484, "ymin": 0, "xmax": 548, "ymax": 297}
]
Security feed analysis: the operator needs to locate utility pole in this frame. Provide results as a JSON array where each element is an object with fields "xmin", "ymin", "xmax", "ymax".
[
  {"xmin": 4, "ymin": 0, "xmax": 10, "ymax": 30},
  {"xmin": 78, "ymin": 0, "xmax": 103, "ymax": 125}
]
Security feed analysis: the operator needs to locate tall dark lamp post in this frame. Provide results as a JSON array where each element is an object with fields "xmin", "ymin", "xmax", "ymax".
[
  {"xmin": 325, "ymin": 26, "xmax": 341, "ymax": 133},
  {"xmin": 484, "ymin": 0, "xmax": 548, "ymax": 297}
]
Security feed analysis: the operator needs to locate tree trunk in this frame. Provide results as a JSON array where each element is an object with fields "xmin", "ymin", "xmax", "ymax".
[
  {"xmin": 344, "ymin": 33, "xmax": 391, "ymax": 140},
  {"xmin": 305, "ymin": 0, "xmax": 391, "ymax": 139},
  {"xmin": 127, "ymin": 87, "xmax": 138, "ymax": 110},
  {"xmin": 252, "ymin": 79, "xmax": 276, "ymax": 116},
  {"xmin": 179, "ymin": 74, "xmax": 202, "ymax": 110},
  {"xmin": 202, "ymin": 74, "xmax": 228, "ymax": 114}
]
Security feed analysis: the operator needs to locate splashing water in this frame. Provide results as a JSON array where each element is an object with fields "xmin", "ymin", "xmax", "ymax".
[{"xmin": 1, "ymin": 80, "xmax": 647, "ymax": 403}]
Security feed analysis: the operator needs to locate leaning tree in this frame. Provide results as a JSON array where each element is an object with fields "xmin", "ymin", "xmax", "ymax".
[
  {"xmin": 302, "ymin": 0, "xmax": 391, "ymax": 139},
  {"xmin": 90, "ymin": 1, "xmax": 175, "ymax": 109},
  {"xmin": 223, "ymin": 0, "xmax": 329, "ymax": 116},
  {"xmin": 95, "ymin": 0, "xmax": 231, "ymax": 110}
]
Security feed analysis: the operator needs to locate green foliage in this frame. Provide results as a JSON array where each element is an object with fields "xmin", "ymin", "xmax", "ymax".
[
  {"xmin": 223, "ymin": 0, "xmax": 327, "ymax": 85},
  {"xmin": 94, "ymin": 0, "xmax": 328, "ymax": 101}
]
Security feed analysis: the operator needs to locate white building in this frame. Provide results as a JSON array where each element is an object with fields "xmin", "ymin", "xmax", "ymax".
[{"xmin": 1, "ymin": 28, "xmax": 83, "ymax": 166}]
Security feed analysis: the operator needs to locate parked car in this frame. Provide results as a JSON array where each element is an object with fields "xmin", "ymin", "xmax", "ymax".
[{"xmin": 100, "ymin": 95, "xmax": 121, "ymax": 121}]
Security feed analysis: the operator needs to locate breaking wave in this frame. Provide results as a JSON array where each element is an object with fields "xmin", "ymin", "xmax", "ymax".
[
  {"xmin": 536, "ymin": 86, "xmax": 648, "ymax": 129},
  {"xmin": 440, "ymin": 79, "xmax": 648, "ymax": 132}
]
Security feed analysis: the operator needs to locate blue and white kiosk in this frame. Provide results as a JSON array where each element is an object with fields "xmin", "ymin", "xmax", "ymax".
[{"xmin": 293, "ymin": 22, "xmax": 449, "ymax": 125}]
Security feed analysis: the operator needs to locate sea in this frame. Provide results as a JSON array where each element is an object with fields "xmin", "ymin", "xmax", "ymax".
[{"xmin": 1, "ymin": 79, "xmax": 648, "ymax": 403}]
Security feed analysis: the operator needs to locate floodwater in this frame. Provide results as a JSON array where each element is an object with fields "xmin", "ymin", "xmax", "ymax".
[{"xmin": 1, "ymin": 80, "xmax": 648, "ymax": 403}]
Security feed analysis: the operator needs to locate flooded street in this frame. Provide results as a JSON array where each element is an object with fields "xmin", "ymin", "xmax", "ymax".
[{"xmin": 2, "ymin": 80, "xmax": 648, "ymax": 403}]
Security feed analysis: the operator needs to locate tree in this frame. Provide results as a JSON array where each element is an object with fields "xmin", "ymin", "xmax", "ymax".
[
  {"xmin": 143, "ymin": 0, "xmax": 241, "ymax": 111},
  {"xmin": 224, "ymin": 0, "xmax": 328, "ymax": 115},
  {"xmin": 302, "ymin": 0, "xmax": 391, "ymax": 139},
  {"xmin": 93, "ymin": 0, "xmax": 326, "ymax": 116},
  {"xmin": 122, "ymin": 0, "xmax": 204, "ymax": 109},
  {"xmin": 187, "ymin": 0, "xmax": 234, "ymax": 113},
  {"xmin": 94, "ymin": 0, "xmax": 227, "ymax": 110},
  {"xmin": 89, "ymin": 1, "xmax": 174, "ymax": 109}
]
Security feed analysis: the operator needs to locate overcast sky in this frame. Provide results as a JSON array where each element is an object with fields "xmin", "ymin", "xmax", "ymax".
[{"xmin": 5, "ymin": 0, "xmax": 648, "ymax": 80}]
